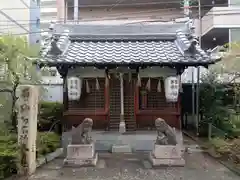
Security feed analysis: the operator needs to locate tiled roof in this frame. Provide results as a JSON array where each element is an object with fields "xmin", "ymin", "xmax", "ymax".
[
  {"xmin": 52, "ymin": 23, "xmax": 187, "ymax": 36},
  {"xmin": 39, "ymin": 23, "xmax": 220, "ymax": 66}
]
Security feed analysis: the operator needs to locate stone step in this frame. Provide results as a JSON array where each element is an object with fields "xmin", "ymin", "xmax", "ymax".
[{"xmin": 111, "ymin": 144, "xmax": 132, "ymax": 153}]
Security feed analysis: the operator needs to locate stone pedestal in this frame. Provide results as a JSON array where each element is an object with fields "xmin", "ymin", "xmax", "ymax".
[
  {"xmin": 64, "ymin": 143, "xmax": 98, "ymax": 167},
  {"xmin": 149, "ymin": 144, "xmax": 185, "ymax": 166}
]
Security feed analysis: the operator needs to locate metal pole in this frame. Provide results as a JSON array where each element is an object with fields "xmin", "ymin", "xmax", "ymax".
[
  {"xmin": 74, "ymin": 0, "xmax": 79, "ymax": 21},
  {"xmin": 191, "ymin": 67, "xmax": 195, "ymax": 131},
  {"xmin": 196, "ymin": 0, "xmax": 202, "ymax": 136},
  {"xmin": 64, "ymin": 0, "xmax": 67, "ymax": 23},
  {"xmin": 183, "ymin": 0, "xmax": 195, "ymax": 132}
]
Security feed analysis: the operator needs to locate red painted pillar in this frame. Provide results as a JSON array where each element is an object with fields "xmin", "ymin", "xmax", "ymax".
[
  {"xmin": 134, "ymin": 83, "xmax": 139, "ymax": 127},
  {"xmin": 140, "ymin": 90, "xmax": 147, "ymax": 109}
]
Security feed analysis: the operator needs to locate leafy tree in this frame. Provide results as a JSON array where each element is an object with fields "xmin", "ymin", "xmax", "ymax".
[
  {"xmin": 211, "ymin": 42, "xmax": 240, "ymax": 82},
  {"xmin": 200, "ymin": 71, "xmax": 230, "ymax": 125},
  {"xmin": 199, "ymin": 41, "xmax": 240, "ymax": 136},
  {"xmin": 0, "ymin": 35, "xmax": 40, "ymax": 131},
  {"xmin": 215, "ymin": 42, "xmax": 240, "ymax": 109}
]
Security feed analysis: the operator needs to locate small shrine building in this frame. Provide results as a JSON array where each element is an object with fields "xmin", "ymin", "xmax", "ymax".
[{"xmin": 39, "ymin": 23, "xmax": 220, "ymax": 131}]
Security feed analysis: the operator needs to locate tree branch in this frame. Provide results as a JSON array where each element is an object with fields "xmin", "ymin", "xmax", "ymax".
[
  {"xmin": 0, "ymin": 88, "xmax": 12, "ymax": 93},
  {"xmin": 229, "ymin": 73, "xmax": 240, "ymax": 83}
]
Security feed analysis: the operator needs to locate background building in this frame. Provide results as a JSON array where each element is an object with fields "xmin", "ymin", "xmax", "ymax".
[
  {"xmin": 194, "ymin": 0, "xmax": 240, "ymax": 50},
  {"xmin": 59, "ymin": 0, "xmax": 240, "ymax": 49},
  {"xmin": 0, "ymin": 0, "xmax": 41, "ymax": 44},
  {"xmin": 40, "ymin": 0, "xmax": 58, "ymax": 30}
]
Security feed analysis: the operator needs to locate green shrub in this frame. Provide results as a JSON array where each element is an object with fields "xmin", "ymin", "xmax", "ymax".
[
  {"xmin": 38, "ymin": 102, "xmax": 63, "ymax": 133},
  {"xmin": 0, "ymin": 156, "xmax": 17, "ymax": 179},
  {"xmin": 199, "ymin": 71, "xmax": 240, "ymax": 138},
  {"xmin": 0, "ymin": 133, "xmax": 18, "ymax": 179},
  {"xmin": 36, "ymin": 132, "xmax": 61, "ymax": 157},
  {"xmin": 0, "ymin": 131, "xmax": 60, "ymax": 179}
]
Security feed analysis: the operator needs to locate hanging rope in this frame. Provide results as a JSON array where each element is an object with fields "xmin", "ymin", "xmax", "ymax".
[
  {"xmin": 128, "ymin": 72, "xmax": 132, "ymax": 83},
  {"xmin": 86, "ymin": 79, "xmax": 90, "ymax": 93},
  {"xmin": 96, "ymin": 77, "xmax": 100, "ymax": 91},
  {"xmin": 137, "ymin": 73, "xmax": 141, "ymax": 87},
  {"xmin": 157, "ymin": 78, "xmax": 162, "ymax": 92},
  {"xmin": 146, "ymin": 78, "xmax": 151, "ymax": 91}
]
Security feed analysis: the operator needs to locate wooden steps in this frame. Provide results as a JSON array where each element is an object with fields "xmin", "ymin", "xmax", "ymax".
[
  {"xmin": 109, "ymin": 77, "xmax": 121, "ymax": 131},
  {"xmin": 108, "ymin": 75, "xmax": 136, "ymax": 131},
  {"xmin": 124, "ymin": 78, "xmax": 136, "ymax": 131}
]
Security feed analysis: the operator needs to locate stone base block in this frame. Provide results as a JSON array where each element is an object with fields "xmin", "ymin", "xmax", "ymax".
[
  {"xmin": 153, "ymin": 144, "xmax": 183, "ymax": 159},
  {"xmin": 149, "ymin": 144, "xmax": 185, "ymax": 167},
  {"xmin": 66, "ymin": 143, "xmax": 95, "ymax": 159},
  {"xmin": 112, "ymin": 144, "xmax": 132, "ymax": 153},
  {"xmin": 64, "ymin": 153, "xmax": 98, "ymax": 167},
  {"xmin": 63, "ymin": 143, "xmax": 98, "ymax": 167},
  {"xmin": 149, "ymin": 153, "xmax": 185, "ymax": 167}
]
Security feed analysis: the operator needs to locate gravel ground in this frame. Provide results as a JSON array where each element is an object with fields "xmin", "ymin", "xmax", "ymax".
[
  {"xmin": 24, "ymin": 151, "xmax": 240, "ymax": 180},
  {"xmin": 13, "ymin": 136, "xmax": 239, "ymax": 180}
]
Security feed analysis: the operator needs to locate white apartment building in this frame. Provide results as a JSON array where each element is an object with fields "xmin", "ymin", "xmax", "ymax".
[
  {"xmin": 195, "ymin": 0, "xmax": 240, "ymax": 50},
  {"xmin": 0, "ymin": 0, "xmax": 41, "ymax": 44}
]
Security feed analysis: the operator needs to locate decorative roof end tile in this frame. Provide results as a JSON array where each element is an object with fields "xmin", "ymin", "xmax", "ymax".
[
  {"xmin": 175, "ymin": 29, "xmax": 192, "ymax": 52},
  {"xmin": 57, "ymin": 29, "xmax": 70, "ymax": 52}
]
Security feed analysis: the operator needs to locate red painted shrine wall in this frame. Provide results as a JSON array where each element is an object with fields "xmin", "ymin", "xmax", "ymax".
[
  {"xmin": 63, "ymin": 78, "xmax": 109, "ymax": 130},
  {"xmin": 135, "ymin": 78, "xmax": 180, "ymax": 129},
  {"xmin": 63, "ymin": 77, "xmax": 180, "ymax": 130}
]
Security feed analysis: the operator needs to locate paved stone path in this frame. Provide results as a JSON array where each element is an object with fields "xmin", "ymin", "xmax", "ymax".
[{"xmin": 24, "ymin": 151, "xmax": 239, "ymax": 180}]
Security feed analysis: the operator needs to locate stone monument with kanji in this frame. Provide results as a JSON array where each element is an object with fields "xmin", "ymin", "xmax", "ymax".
[{"xmin": 17, "ymin": 85, "xmax": 38, "ymax": 175}]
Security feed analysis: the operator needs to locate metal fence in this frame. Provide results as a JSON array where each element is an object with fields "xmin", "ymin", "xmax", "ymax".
[{"xmin": 208, "ymin": 123, "xmax": 228, "ymax": 140}]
